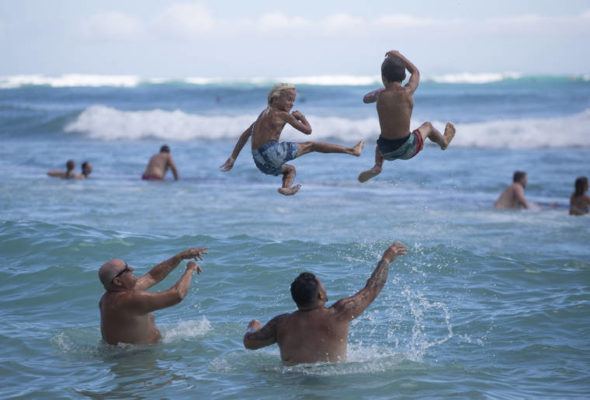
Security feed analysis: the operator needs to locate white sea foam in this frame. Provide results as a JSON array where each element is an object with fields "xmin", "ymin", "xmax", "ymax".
[
  {"xmin": 0, "ymin": 74, "xmax": 141, "ymax": 88},
  {"xmin": 65, "ymin": 105, "xmax": 590, "ymax": 148},
  {"xmin": 2, "ymin": 73, "xmax": 585, "ymax": 88},
  {"xmin": 0, "ymin": 74, "xmax": 382, "ymax": 88},
  {"xmin": 449, "ymin": 109, "xmax": 590, "ymax": 148},
  {"xmin": 428, "ymin": 72, "xmax": 522, "ymax": 84},
  {"xmin": 279, "ymin": 75, "xmax": 381, "ymax": 86},
  {"xmin": 161, "ymin": 317, "xmax": 211, "ymax": 343}
]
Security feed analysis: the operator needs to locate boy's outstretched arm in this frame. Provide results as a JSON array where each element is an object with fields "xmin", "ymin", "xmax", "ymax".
[
  {"xmin": 220, "ymin": 122, "xmax": 254, "ymax": 171},
  {"xmin": 386, "ymin": 50, "xmax": 420, "ymax": 94},
  {"xmin": 284, "ymin": 110, "xmax": 312, "ymax": 135},
  {"xmin": 363, "ymin": 88, "xmax": 384, "ymax": 104}
]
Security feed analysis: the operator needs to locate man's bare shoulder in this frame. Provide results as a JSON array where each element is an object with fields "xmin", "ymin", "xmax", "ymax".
[
  {"xmin": 272, "ymin": 312, "xmax": 294, "ymax": 324},
  {"xmin": 330, "ymin": 298, "xmax": 353, "ymax": 314},
  {"xmin": 101, "ymin": 290, "xmax": 142, "ymax": 309}
]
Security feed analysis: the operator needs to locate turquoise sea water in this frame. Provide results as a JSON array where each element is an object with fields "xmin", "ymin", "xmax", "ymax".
[{"xmin": 0, "ymin": 78, "xmax": 589, "ymax": 398}]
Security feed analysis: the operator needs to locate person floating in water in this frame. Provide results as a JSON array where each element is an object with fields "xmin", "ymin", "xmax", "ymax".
[
  {"xmin": 77, "ymin": 161, "xmax": 92, "ymax": 179},
  {"xmin": 98, "ymin": 247, "xmax": 207, "ymax": 345},
  {"xmin": 570, "ymin": 176, "xmax": 589, "ymax": 216},
  {"xmin": 495, "ymin": 170, "xmax": 537, "ymax": 210},
  {"xmin": 142, "ymin": 145, "xmax": 179, "ymax": 181},
  {"xmin": 220, "ymin": 83, "xmax": 364, "ymax": 195},
  {"xmin": 47, "ymin": 159, "xmax": 77, "ymax": 179},
  {"xmin": 243, "ymin": 242, "xmax": 407, "ymax": 364},
  {"xmin": 358, "ymin": 50, "xmax": 456, "ymax": 183}
]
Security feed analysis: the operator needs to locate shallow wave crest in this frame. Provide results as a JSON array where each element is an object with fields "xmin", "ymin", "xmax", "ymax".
[{"xmin": 65, "ymin": 105, "xmax": 590, "ymax": 148}]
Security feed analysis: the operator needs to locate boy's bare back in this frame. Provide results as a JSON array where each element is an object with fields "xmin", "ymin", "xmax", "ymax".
[{"xmin": 377, "ymin": 85, "xmax": 414, "ymax": 140}]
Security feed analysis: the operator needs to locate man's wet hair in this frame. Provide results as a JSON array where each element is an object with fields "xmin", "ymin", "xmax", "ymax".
[
  {"xmin": 381, "ymin": 56, "xmax": 407, "ymax": 83},
  {"xmin": 66, "ymin": 159, "xmax": 75, "ymax": 170},
  {"xmin": 160, "ymin": 145, "xmax": 170, "ymax": 153},
  {"xmin": 81, "ymin": 161, "xmax": 91, "ymax": 175},
  {"xmin": 513, "ymin": 171, "xmax": 527, "ymax": 183},
  {"xmin": 291, "ymin": 272, "xmax": 319, "ymax": 308},
  {"xmin": 574, "ymin": 176, "xmax": 588, "ymax": 197}
]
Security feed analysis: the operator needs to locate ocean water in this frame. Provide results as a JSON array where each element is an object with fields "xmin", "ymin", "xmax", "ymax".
[{"xmin": 0, "ymin": 74, "xmax": 589, "ymax": 399}]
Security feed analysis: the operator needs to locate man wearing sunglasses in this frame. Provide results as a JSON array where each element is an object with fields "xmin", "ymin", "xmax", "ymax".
[{"xmin": 98, "ymin": 247, "xmax": 207, "ymax": 345}]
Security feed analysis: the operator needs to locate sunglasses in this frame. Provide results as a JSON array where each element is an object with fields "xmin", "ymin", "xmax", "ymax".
[{"xmin": 112, "ymin": 262, "xmax": 131, "ymax": 282}]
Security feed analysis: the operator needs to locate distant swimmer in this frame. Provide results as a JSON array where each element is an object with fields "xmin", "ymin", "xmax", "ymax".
[
  {"xmin": 570, "ymin": 176, "xmax": 589, "ymax": 216},
  {"xmin": 98, "ymin": 247, "xmax": 207, "ymax": 345},
  {"xmin": 243, "ymin": 242, "xmax": 407, "ymax": 364},
  {"xmin": 358, "ymin": 50, "xmax": 455, "ymax": 183},
  {"xmin": 47, "ymin": 159, "xmax": 77, "ymax": 179},
  {"xmin": 76, "ymin": 161, "xmax": 93, "ymax": 179},
  {"xmin": 495, "ymin": 171, "xmax": 537, "ymax": 210},
  {"xmin": 142, "ymin": 145, "xmax": 179, "ymax": 181},
  {"xmin": 220, "ymin": 83, "xmax": 364, "ymax": 195}
]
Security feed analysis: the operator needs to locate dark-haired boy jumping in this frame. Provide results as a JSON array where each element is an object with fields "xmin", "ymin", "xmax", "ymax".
[{"xmin": 358, "ymin": 50, "xmax": 456, "ymax": 183}]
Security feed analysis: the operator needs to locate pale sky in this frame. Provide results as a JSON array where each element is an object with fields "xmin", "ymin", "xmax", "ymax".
[{"xmin": 1, "ymin": 0, "xmax": 589, "ymax": 77}]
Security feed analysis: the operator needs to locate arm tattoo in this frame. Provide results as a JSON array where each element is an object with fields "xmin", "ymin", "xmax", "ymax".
[{"xmin": 365, "ymin": 258, "xmax": 391, "ymax": 291}]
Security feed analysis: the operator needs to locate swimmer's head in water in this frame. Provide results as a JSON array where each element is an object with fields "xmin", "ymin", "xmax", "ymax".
[
  {"xmin": 267, "ymin": 83, "xmax": 296, "ymax": 105},
  {"xmin": 98, "ymin": 259, "xmax": 135, "ymax": 290},
  {"xmin": 160, "ymin": 145, "xmax": 170, "ymax": 153},
  {"xmin": 291, "ymin": 272, "xmax": 327, "ymax": 308},
  {"xmin": 66, "ymin": 159, "xmax": 75, "ymax": 171},
  {"xmin": 513, "ymin": 170, "xmax": 527, "ymax": 186},
  {"xmin": 81, "ymin": 161, "xmax": 92, "ymax": 176},
  {"xmin": 574, "ymin": 176, "xmax": 588, "ymax": 196},
  {"xmin": 381, "ymin": 56, "xmax": 406, "ymax": 83}
]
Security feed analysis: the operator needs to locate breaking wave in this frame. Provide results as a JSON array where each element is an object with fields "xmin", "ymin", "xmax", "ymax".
[
  {"xmin": 64, "ymin": 105, "xmax": 590, "ymax": 148},
  {"xmin": 2, "ymin": 73, "xmax": 588, "ymax": 88}
]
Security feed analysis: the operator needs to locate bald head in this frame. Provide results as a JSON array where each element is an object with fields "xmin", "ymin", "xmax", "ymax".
[{"xmin": 98, "ymin": 259, "xmax": 127, "ymax": 290}]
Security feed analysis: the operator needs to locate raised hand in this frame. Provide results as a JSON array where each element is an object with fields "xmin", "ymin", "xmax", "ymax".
[
  {"xmin": 385, "ymin": 50, "xmax": 401, "ymax": 58},
  {"xmin": 186, "ymin": 261, "xmax": 203, "ymax": 274},
  {"xmin": 246, "ymin": 319, "xmax": 262, "ymax": 333},
  {"xmin": 292, "ymin": 110, "xmax": 304, "ymax": 120},
  {"xmin": 179, "ymin": 247, "xmax": 208, "ymax": 261},
  {"xmin": 382, "ymin": 242, "xmax": 407, "ymax": 261}
]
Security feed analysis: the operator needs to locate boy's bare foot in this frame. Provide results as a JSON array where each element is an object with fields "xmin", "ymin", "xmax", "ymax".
[
  {"xmin": 358, "ymin": 167, "xmax": 381, "ymax": 183},
  {"xmin": 278, "ymin": 184, "xmax": 302, "ymax": 196},
  {"xmin": 351, "ymin": 140, "xmax": 365, "ymax": 156},
  {"xmin": 442, "ymin": 123, "xmax": 455, "ymax": 150}
]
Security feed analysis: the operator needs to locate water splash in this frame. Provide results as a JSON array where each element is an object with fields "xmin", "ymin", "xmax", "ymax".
[{"xmin": 161, "ymin": 317, "xmax": 212, "ymax": 343}]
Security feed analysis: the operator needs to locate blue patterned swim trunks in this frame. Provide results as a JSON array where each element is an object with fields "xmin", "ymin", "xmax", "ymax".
[{"xmin": 252, "ymin": 141, "xmax": 299, "ymax": 176}]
